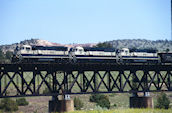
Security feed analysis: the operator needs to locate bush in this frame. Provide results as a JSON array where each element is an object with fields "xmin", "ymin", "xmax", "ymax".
[
  {"xmin": 16, "ymin": 98, "xmax": 29, "ymax": 106},
  {"xmin": 90, "ymin": 94, "xmax": 110, "ymax": 109},
  {"xmin": 113, "ymin": 103, "xmax": 117, "ymax": 107},
  {"xmin": 74, "ymin": 97, "xmax": 84, "ymax": 110},
  {"xmin": 5, "ymin": 51, "xmax": 13, "ymax": 60},
  {"xmin": 90, "ymin": 94, "xmax": 102, "ymax": 102},
  {"xmin": 0, "ymin": 98, "xmax": 18, "ymax": 111},
  {"xmin": 156, "ymin": 92, "xmax": 170, "ymax": 109},
  {"xmin": 97, "ymin": 97, "xmax": 110, "ymax": 109},
  {"xmin": 0, "ymin": 49, "xmax": 5, "ymax": 59}
]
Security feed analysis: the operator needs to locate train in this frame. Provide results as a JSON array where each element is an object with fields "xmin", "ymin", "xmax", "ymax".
[{"xmin": 12, "ymin": 45, "xmax": 172, "ymax": 64}]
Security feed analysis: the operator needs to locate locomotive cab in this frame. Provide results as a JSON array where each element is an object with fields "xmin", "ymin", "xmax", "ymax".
[
  {"xmin": 119, "ymin": 48, "xmax": 130, "ymax": 56},
  {"xmin": 12, "ymin": 45, "xmax": 32, "ymax": 62},
  {"xmin": 72, "ymin": 46, "xmax": 85, "ymax": 55},
  {"xmin": 21, "ymin": 45, "xmax": 32, "ymax": 52}
]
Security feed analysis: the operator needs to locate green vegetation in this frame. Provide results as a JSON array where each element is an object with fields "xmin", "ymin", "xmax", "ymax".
[
  {"xmin": 95, "ymin": 39, "xmax": 172, "ymax": 52},
  {"xmin": 156, "ymin": 92, "xmax": 170, "ymax": 109},
  {"xmin": 74, "ymin": 97, "xmax": 84, "ymax": 110},
  {"xmin": 90, "ymin": 94, "xmax": 110, "ymax": 109},
  {"xmin": 0, "ymin": 98, "xmax": 18, "ymax": 112},
  {"xmin": 0, "ymin": 49, "xmax": 13, "ymax": 63},
  {"xmin": 69, "ymin": 109, "xmax": 172, "ymax": 113},
  {"xmin": 95, "ymin": 42, "xmax": 113, "ymax": 48},
  {"xmin": 16, "ymin": 98, "xmax": 29, "ymax": 106},
  {"xmin": 0, "ymin": 49, "xmax": 5, "ymax": 62},
  {"xmin": 5, "ymin": 51, "xmax": 13, "ymax": 60},
  {"xmin": 0, "ymin": 98, "xmax": 29, "ymax": 112}
]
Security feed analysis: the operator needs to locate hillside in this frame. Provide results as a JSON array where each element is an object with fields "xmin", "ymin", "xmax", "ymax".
[
  {"xmin": 0, "ymin": 39, "xmax": 39, "ymax": 53},
  {"xmin": 0, "ymin": 39, "xmax": 172, "ymax": 53},
  {"xmin": 106, "ymin": 39, "xmax": 172, "ymax": 52},
  {"xmin": 0, "ymin": 39, "xmax": 95, "ymax": 53}
]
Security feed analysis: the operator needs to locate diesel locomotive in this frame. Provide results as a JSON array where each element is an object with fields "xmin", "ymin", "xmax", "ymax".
[{"xmin": 12, "ymin": 45, "xmax": 172, "ymax": 63}]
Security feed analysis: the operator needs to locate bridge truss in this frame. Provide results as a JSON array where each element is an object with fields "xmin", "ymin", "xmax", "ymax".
[{"xmin": 0, "ymin": 63, "xmax": 172, "ymax": 97}]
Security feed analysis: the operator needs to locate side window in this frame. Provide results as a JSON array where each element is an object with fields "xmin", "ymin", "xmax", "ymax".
[
  {"xmin": 32, "ymin": 47, "xmax": 36, "ymax": 50},
  {"xmin": 26, "ymin": 47, "xmax": 30, "ymax": 51},
  {"xmin": 21, "ymin": 47, "xmax": 25, "ymax": 50},
  {"xmin": 69, "ymin": 48, "xmax": 72, "ymax": 52}
]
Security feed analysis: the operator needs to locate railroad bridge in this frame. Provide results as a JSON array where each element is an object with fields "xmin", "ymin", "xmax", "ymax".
[{"xmin": 0, "ymin": 63, "xmax": 172, "ymax": 112}]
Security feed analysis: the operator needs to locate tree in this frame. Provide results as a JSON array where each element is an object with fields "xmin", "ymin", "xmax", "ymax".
[
  {"xmin": 166, "ymin": 48, "xmax": 170, "ymax": 53},
  {"xmin": 5, "ymin": 51, "xmax": 13, "ymax": 60},
  {"xmin": 90, "ymin": 94, "xmax": 110, "ymax": 109},
  {"xmin": 0, "ymin": 49, "xmax": 5, "ymax": 59},
  {"xmin": 95, "ymin": 42, "xmax": 113, "ymax": 48},
  {"xmin": 0, "ymin": 98, "xmax": 18, "ymax": 111},
  {"xmin": 74, "ymin": 97, "xmax": 84, "ymax": 110},
  {"xmin": 16, "ymin": 98, "xmax": 29, "ymax": 106},
  {"xmin": 156, "ymin": 92, "xmax": 170, "ymax": 109}
]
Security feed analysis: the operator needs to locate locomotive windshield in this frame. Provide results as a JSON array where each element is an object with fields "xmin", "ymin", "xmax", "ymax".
[{"xmin": 26, "ymin": 47, "xmax": 31, "ymax": 51}]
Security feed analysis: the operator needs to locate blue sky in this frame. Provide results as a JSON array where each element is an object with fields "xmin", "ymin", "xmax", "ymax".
[{"xmin": 0, "ymin": 0, "xmax": 171, "ymax": 45}]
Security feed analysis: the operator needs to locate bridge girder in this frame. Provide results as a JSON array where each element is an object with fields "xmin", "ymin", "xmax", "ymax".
[{"xmin": 0, "ymin": 63, "xmax": 172, "ymax": 98}]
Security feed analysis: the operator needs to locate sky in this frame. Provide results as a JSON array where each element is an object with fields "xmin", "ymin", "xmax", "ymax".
[{"xmin": 0, "ymin": 0, "xmax": 171, "ymax": 45}]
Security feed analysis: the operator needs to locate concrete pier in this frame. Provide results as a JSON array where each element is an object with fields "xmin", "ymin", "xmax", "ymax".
[
  {"xmin": 130, "ymin": 96, "xmax": 153, "ymax": 108},
  {"xmin": 49, "ymin": 96, "xmax": 74, "ymax": 113}
]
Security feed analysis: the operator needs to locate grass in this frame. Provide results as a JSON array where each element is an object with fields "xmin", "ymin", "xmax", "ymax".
[{"xmin": 69, "ymin": 109, "xmax": 172, "ymax": 113}]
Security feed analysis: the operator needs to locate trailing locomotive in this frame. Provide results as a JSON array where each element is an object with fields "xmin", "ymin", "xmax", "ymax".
[
  {"xmin": 12, "ymin": 45, "xmax": 172, "ymax": 63},
  {"xmin": 118, "ymin": 48, "xmax": 159, "ymax": 63},
  {"xmin": 70, "ymin": 46, "xmax": 117, "ymax": 63}
]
